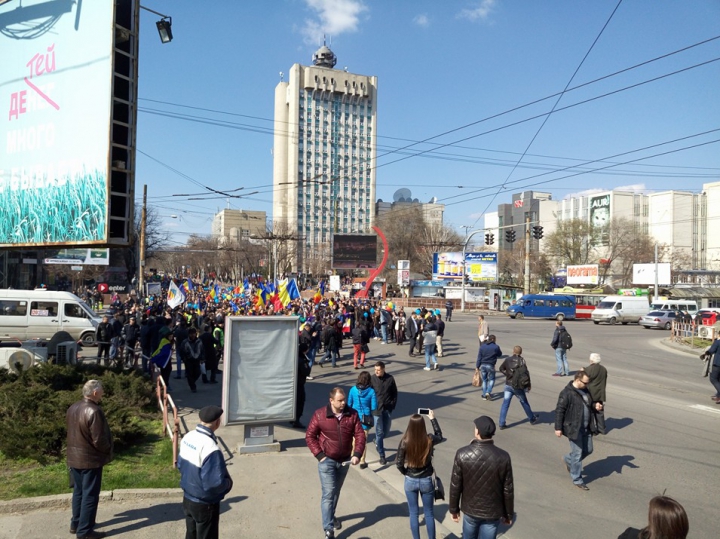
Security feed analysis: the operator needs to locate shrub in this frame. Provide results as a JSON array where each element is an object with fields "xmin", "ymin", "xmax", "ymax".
[{"xmin": 0, "ymin": 363, "xmax": 156, "ymax": 464}]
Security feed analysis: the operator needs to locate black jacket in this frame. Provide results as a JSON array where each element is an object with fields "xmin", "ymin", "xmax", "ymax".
[
  {"xmin": 498, "ymin": 355, "xmax": 530, "ymax": 390},
  {"xmin": 584, "ymin": 363, "xmax": 607, "ymax": 402},
  {"xmin": 396, "ymin": 418, "xmax": 443, "ymax": 478},
  {"xmin": 449, "ymin": 439, "xmax": 514, "ymax": 521},
  {"xmin": 555, "ymin": 381, "xmax": 593, "ymax": 440},
  {"xmin": 351, "ymin": 326, "xmax": 368, "ymax": 345},
  {"xmin": 405, "ymin": 317, "xmax": 418, "ymax": 339},
  {"xmin": 371, "ymin": 372, "xmax": 398, "ymax": 414}
]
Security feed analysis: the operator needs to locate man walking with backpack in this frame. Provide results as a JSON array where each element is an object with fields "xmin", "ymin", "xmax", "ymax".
[
  {"xmin": 498, "ymin": 346, "xmax": 539, "ymax": 430},
  {"xmin": 551, "ymin": 321, "xmax": 572, "ymax": 376}
]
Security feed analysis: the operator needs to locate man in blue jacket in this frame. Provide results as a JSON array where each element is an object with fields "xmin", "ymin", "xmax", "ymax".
[
  {"xmin": 476, "ymin": 335, "xmax": 502, "ymax": 400},
  {"xmin": 178, "ymin": 405, "xmax": 233, "ymax": 539}
]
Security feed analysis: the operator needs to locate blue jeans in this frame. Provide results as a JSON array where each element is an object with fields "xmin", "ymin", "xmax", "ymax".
[
  {"xmin": 321, "ymin": 346, "xmax": 339, "ymax": 367},
  {"xmin": 374, "ymin": 410, "xmax": 392, "ymax": 458},
  {"xmin": 109, "ymin": 337, "xmax": 120, "ymax": 360},
  {"xmin": 462, "ymin": 514, "xmax": 500, "ymax": 539},
  {"xmin": 318, "ymin": 458, "xmax": 350, "ymax": 533},
  {"xmin": 307, "ymin": 343, "xmax": 318, "ymax": 369},
  {"xmin": 70, "ymin": 467, "xmax": 103, "ymax": 537},
  {"xmin": 565, "ymin": 426, "xmax": 593, "ymax": 484},
  {"xmin": 176, "ymin": 351, "xmax": 183, "ymax": 377},
  {"xmin": 480, "ymin": 364, "xmax": 495, "ymax": 395},
  {"xmin": 381, "ymin": 324, "xmax": 388, "ymax": 343},
  {"xmin": 404, "ymin": 476, "xmax": 435, "ymax": 539},
  {"xmin": 555, "ymin": 348, "xmax": 569, "ymax": 375},
  {"xmin": 499, "ymin": 385, "xmax": 535, "ymax": 426},
  {"xmin": 424, "ymin": 345, "xmax": 437, "ymax": 369}
]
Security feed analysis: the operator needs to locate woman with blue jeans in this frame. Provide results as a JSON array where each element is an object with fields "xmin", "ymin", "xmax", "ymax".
[{"xmin": 396, "ymin": 411, "xmax": 443, "ymax": 539}]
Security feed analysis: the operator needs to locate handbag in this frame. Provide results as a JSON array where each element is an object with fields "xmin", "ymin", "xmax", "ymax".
[
  {"xmin": 432, "ymin": 471, "xmax": 445, "ymax": 501},
  {"xmin": 471, "ymin": 368, "xmax": 481, "ymax": 387},
  {"xmin": 362, "ymin": 414, "xmax": 374, "ymax": 428},
  {"xmin": 361, "ymin": 343, "xmax": 370, "ymax": 354}
]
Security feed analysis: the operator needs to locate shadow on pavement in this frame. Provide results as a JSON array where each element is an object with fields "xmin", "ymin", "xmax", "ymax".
[
  {"xmin": 337, "ymin": 502, "xmax": 407, "ymax": 539},
  {"xmin": 584, "ymin": 455, "xmax": 639, "ymax": 482},
  {"xmin": 604, "ymin": 417, "xmax": 634, "ymax": 433}
]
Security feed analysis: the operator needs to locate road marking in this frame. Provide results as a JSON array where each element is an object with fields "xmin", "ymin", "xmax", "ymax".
[{"xmin": 689, "ymin": 404, "xmax": 720, "ymax": 415}]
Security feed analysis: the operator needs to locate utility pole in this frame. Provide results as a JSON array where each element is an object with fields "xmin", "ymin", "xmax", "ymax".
[
  {"xmin": 524, "ymin": 215, "xmax": 531, "ymax": 295},
  {"xmin": 653, "ymin": 242, "xmax": 659, "ymax": 302},
  {"xmin": 138, "ymin": 184, "xmax": 147, "ymax": 295}
]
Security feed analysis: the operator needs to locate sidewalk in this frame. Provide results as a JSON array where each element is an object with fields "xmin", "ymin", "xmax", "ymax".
[{"xmin": 0, "ymin": 363, "xmax": 461, "ymax": 539}]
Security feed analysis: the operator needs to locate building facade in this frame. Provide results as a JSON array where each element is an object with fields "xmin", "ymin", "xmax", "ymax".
[
  {"xmin": 376, "ymin": 190, "xmax": 444, "ymax": 228},
  {"xmin": 211, "ymin": 209, "xmax": 267, "ymax": 243},
  {"xmin": 273, "ymin": 45, "xmax": 377, "ymax": 272},
  {"xmin": 495, "ymin": 191, "xmax": 558, "ymax": 252}
]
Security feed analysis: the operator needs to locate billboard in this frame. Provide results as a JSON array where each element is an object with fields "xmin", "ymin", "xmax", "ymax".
[
  {"xmin": 332, "ymin": 234, "xmax": 378, "ymax": 269},
  {"xmin": 590, "ymin": 194, "xmax": 610, "ymax": 245},
  {"xmin": 633, "ymin": 263, "xmax": 671, "ymax": 285},
  {"xmin": 43, "ymin": 248, "xmax": 109, "ymax": 265},
  {"xmin": 433, "ymin": 252, "xmax": 498, "ymax": 282},
  {"xmin": 0, "ymin": 0, "xmax": 114, "ymax": 247},
  {"xmin": 567, "ymin": 264, "xmax": 599, "ymax": 285}
]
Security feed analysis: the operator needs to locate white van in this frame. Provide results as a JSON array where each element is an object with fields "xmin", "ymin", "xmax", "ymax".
[
  {"xmin": 649, "ymin": 299, "xmax": 698, "ymax": 315},
  {"xmin": 591, "ymin": 295, "xmax": 649, "ymax": 325},
  {"xmin": 0, "ymin": 290, "xmax": 101, "ymax": 344}
]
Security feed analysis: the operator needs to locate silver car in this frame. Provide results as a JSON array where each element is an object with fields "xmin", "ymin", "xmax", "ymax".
[{"xmin": 639, "ymin": 310, "xmax": 678, "ymax": 330}]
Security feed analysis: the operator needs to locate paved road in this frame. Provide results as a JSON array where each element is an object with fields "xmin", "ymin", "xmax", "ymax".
[
  {"xmin": 2, "ymin": 312, "xmax": 717, "ymax": 538},
  {"xmin": 337, "ymin": 313, "xmax": 717, "ymax": 539}
]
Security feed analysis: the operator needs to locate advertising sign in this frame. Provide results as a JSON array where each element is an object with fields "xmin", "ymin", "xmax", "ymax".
[
  {"xmin": 43, "ymin": 248, "xmax": 109, "ymax": 265},
  {"xmin": 397, "ymin": 260, "xmax": 410, "ymax": 270},
  {"xmin": 590, "ymin": 194, "xmax": 610, "ymax": 245},
  {"xmin": 0, "ymin": 0, "xmax": 114, "ymax": 246},
  {"xmin": 567, "ymin": 264, "xmax": 599, "ymax": 285},
  {"xmin": 433, "ymin": 252, "xmax": 498, "ymax": 282},
  {"xmin": 397, "ymin": 270, "xmax": 409, "ymax": 286},
  {"xmin": 329, "ymin": 275, "xmax": 341, "ymax": 291},
  {"xmin": 633, "ymin": 263, "xmax": 671, "ymax": 285},
  {"xmin": 332, "ymin": 234, "xmax": 378, "ymax": 269}
]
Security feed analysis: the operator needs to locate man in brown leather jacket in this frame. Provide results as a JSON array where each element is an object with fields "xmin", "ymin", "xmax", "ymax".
[
  {"xmin": 449, "ymin": 416, "xmax": 513, "ymax": 539},
  {"xmin": 66, "ymin": 380, "xmax": 113, "ymax": 539}
]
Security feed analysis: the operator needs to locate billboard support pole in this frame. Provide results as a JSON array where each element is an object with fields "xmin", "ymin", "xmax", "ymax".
[
  {"xmin": 654, "ymin": 242, "xmax": 659, "ymax": 302},
  {"xmin": 355, "ymin": 226, "xmax": 388, "ymax": 299},
  {"xmin": 461, "ymin": 230, "xmax": 486, "ymax": 312},
  {"xmin": 138, "ymin": 185, "xmax": 147, "ymax": 294},
  {"xmin": 524, "ymin": 216, "xmax": 531, "ymax": 296}
]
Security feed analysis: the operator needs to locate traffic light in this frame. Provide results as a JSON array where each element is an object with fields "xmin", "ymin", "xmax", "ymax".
[
  {"xmin": 485, "ymin": 233, "xmax": 494, "ymax": 246},
  {"xmin": 505, "ymin": 230, "xmax": 516, "ymax": 243},
  {"xmin": 532, "ymin": 225, "xmax": 544, "ymax": 240}
]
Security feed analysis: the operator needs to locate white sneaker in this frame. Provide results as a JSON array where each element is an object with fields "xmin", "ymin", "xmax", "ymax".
[
  {"xmin": 423, "ymin": 367, "xmax": 432, "ymax": 371},
  {"xmin": 433, "ymin": 363, "xmax": 439, "ymax": 370}
]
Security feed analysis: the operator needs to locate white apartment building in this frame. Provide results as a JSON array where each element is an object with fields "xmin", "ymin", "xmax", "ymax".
[
  {"xmin": 376, "ymin": 189, "xmax": 444, "ymax": 228},
  {"xmin": 211, "ymin": 209, "xmax": 267, "ymax": 243},
  {"xmin": 273, "ymin": 44, "xmax": 377, "ymax": 272}
]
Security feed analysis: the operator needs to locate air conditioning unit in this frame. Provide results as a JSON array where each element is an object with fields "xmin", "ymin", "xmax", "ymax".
[
  {"xmin": 698, "ymin": 326, "xmax": 715, "ymax": 340},
  {"xmin": 56, "ymin": 341, "xmax": 78, "ymax": 365},
  {"xmin": 0, "ymin": 348, "xmax": 35, "ymax": 373}
]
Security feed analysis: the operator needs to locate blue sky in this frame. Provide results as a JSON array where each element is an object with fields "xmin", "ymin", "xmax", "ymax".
[{"xmin": 136, "ymin": 0, "xmax": 720, "ymax": 244}]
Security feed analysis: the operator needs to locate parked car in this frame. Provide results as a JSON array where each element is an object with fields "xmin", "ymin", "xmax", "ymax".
[
  {"xmin": 696, "ymin": 309, "xmax": 719, "ymax": 326},
  {"xmin": 639, "ymin": 310, "xmax": 678, "ymax": 330}
]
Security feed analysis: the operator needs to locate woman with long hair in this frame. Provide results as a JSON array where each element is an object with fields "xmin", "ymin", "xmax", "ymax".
[
  {"xmin": 618, "ymin": 495, "xmax": 689, "ymax": 539},
  {"xmin": 347, "ymin": 370, "xmax": 377, "ymax": 469},
  {"xmin": 396, "ymin": 411, "xmax": 443, "ymax": 539}
]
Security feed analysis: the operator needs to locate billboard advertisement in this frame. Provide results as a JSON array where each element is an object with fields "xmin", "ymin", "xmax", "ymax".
[
  {"xmin": 567, "ymin": 264, "xmax": 599, "ymax": 285},
  {"xmin": 433, "ymin": 252, "xmax": 498, "ymax": 282},
  {"xmin": 0, "ymin": 0, "xmax": 114, "ymax": 247},
  {"xmin": 43, "ymin": 248, "xmax": 109, "ymax": 266},
  {"xmin": 332, "ymin": 234, "xmax": 377, "ymax": 269},
  {"xmin": 633, "ymin": 263, "xmax": 671, "ymax": 285},
  {"xmin": 590, "ymin": 194, "xmax": 610, "ymax": 245}
]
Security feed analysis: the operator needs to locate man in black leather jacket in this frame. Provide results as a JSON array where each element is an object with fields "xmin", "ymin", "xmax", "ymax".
[
  {"xmin": 449, "ymin": 416, "xmax": 513, "ymax": 539},
  {"xmin": 554, "ymin": 371, "xmax": 603, "ymax": 491}
]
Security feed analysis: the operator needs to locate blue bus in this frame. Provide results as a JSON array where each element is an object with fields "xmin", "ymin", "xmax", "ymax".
[{"xmin": 507, "ymin": 294, "xmax": 576, "ymax": 321}]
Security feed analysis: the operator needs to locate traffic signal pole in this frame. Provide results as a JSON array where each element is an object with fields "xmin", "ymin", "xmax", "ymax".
[{"xmin": 524, "ymin": 216, "xmax": 531, "ymax": 295}]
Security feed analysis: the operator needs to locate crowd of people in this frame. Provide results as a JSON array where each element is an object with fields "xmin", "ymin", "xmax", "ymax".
[{"xmin": 64, "ymin": 283, "xmax": 692, "ymax": 539}]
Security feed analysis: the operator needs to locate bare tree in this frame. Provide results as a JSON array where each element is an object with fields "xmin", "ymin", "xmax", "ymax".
[
  {"xmin": 418, "ymin": 223, "xmax": 464, "ymax": 271},
  {"xmin": 597, "ymin": 218, "xmax": 662, "ymax": 287},
  {"xmin": 543, "ymin": 218, "xmax": 599, "ymax": 267},
  {"xmin": 375, "ymin": 205, "xmax": 428, "ymax": 280}
]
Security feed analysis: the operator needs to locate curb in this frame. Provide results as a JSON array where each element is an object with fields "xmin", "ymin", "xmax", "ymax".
[
  {"xmin": 0, "ymin": 488, "xmax": 183, "ymax": 515},
  {"xmin": 659, "ymin": 337, "xmax": 707, "ymax": 357}
]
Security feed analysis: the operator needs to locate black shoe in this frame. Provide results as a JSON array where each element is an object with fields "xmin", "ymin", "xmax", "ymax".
[
  {"xmin": 319, "ymin": 361, "xmax": 325, "ymax": 369},
  {"xmin": 78, "ymin": 532, "xmax": 106, "ymax": 539},
  {"xmin": 530, "ymin": 415, "xmax": 539, "ymax": 425},
  {"xmin": 290, "ymin": 421, "xmax": 305, "ymax": 429},
  {"xmin": 190, "ymin": 388, "xmax": 197, "ymax": 393},
  {"xmin": 379, "ymin": 456, "xmax": 387, "ymax": 465},
  {"xmin": 70, "ymin": 527, "xmax": 77, "ymax": 534},
  {"xmin": 575, "ymin": 483, "xmax": 590, "ymax": 491},
  {"xmin": 333, "ymin": 518, "xmax": 342, "ymax": 530},
  {"xmin": 499, "ymin": 424, "xmax": 507, "ymax": 430},
  {"xmin": 324, "ymin": 531, "xmax": 335, "ymax": 539}
]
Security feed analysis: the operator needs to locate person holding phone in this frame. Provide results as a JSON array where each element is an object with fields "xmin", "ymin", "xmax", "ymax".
[{"xmin": 396, "ymin": 410, "xmax": 443, "ymax": 539}]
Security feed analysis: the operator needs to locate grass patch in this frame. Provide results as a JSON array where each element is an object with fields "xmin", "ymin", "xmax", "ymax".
[
  {"xmin": 0, "ymin": 420, "xmax": 178, "ymax": 500},
  {"xmin": 680, "ymin": 337, "xmax": 712, "ymax": 349}
]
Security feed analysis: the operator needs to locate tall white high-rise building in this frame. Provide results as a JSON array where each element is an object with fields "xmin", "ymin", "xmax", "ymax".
[{"xmin": 273, "ymin": 44, "xmax": 378, "ymax": 272}]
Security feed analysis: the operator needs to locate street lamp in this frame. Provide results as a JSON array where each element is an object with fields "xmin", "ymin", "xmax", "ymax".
[{"xmin": 140, "ymin": 5, "xmax": 173, "ymax": 43}]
